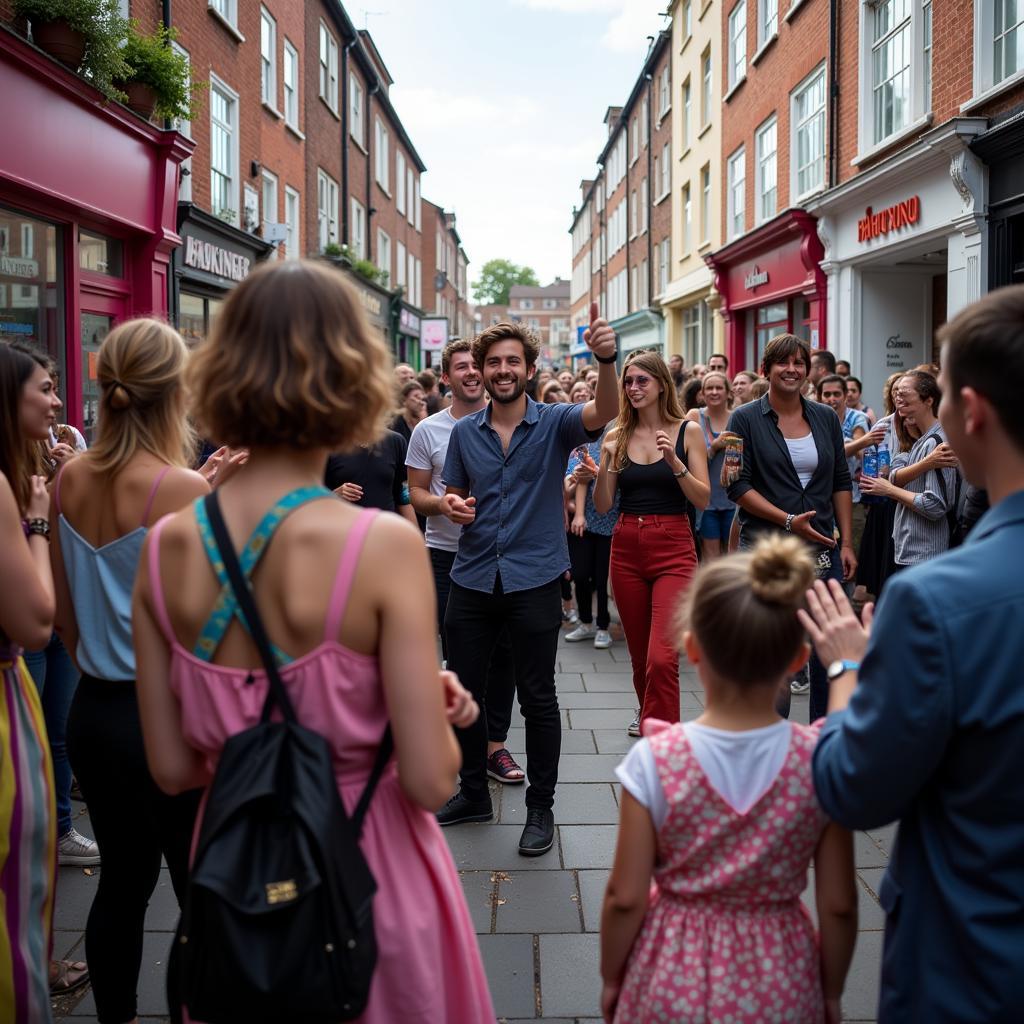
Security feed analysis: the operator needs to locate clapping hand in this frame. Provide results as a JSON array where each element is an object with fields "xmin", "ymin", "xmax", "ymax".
[
  {"xmin": 583, "ymin": 302, "xmax": 616, "ymax": 360},
  {"xmin": 797, "ymin": 578, "xmax": 874, "ymax": 668}
]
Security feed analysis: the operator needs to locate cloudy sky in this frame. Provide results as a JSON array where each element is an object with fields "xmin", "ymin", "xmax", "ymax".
[{"xmin": 358, "ymin": 0, "xmax": 670, "ymax": 291}]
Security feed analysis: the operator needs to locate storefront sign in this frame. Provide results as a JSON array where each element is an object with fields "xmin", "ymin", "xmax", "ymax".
[
  {"xmin": 857, "ymin": 196, "xmax": 921, "ymax": 243},
  {"xmin": 399, "ymin": 307, "xmax": 421, "ymax": 336},
  {"xmin": 0, "ymin": 256, "xmax": 38, "ymax": 278},
  {"xmin": 357, "ymin": 286, "xmax": 383, "ymax": 319},
  {"xmin": 183, "ymin": 236, "xmax": 251, "ymax": 282},
  {"xmin": 744, "ymin": 265, "xmax": 769, "ymax": 290},
  {"xmin": 420, "ymin": 317, "xmax": 449, "ymax": 352}
]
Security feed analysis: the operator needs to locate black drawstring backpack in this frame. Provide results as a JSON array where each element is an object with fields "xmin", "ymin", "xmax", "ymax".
[{"xmin": 172, "ymin": 491, "xmax": 393, "ymax": 1023}]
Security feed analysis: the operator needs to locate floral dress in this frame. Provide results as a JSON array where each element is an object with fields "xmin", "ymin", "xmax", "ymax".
[{"xmin": 614, "ymin": 719, "xmax": 828, "ymax": 1024}]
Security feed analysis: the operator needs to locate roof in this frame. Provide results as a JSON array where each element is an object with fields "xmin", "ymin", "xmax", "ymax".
[{"xmin": 509, "ymin": 280, "xmax": 570, "ymax": 298}]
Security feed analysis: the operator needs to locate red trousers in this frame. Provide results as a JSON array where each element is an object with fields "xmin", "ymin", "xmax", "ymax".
[{"xmin": 610, "ymin": 513, "xmax": 697, "ymax": 724}]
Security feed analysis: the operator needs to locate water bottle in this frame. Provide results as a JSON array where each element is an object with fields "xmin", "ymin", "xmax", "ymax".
[
  {"xmin": 862, "ymin": 446, "xmax": 878, "ymax": 479},
  {"xmin": 878, "ymin": 443, "xmax": 891, "ymax": 479}
]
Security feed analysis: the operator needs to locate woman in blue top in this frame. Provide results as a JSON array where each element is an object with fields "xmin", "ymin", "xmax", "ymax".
[
  {"xmin": 686, "ymin": 371, "xmax": 739, "ymax": 561},
  {"xmin": 52, "ymin": 319, "xmax": 209, "ymax": 1024}
]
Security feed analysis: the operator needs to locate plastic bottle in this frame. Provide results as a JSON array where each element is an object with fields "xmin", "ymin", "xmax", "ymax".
[
  {"xmin": 862, "ymin": 446, "xmax": 878, "ymax": 479},
  {"xmin": 878, "ymin": 443, "xmax": 891, "ymax": 479}
]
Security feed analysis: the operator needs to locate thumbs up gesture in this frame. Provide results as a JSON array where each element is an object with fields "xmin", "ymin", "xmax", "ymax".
[{"xmin": 583, "ymin": 301, "xmax": 616, "ymax": 361}]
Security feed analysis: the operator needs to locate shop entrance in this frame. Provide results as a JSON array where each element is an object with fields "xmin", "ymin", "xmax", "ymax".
[{"xmin": 79, "ymin": 293, "xmax": 127, "ymax": 439}]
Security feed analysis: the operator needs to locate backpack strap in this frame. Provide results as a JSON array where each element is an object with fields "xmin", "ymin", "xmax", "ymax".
[{"xmin": 323, "ymin": 509, "xmax": 379, "ymax": 644}]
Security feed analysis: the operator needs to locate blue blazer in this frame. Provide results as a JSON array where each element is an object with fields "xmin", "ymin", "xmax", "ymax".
[{"xmin": 813, "ymin": 490, "xmax": 1024, "ymax": 1023}]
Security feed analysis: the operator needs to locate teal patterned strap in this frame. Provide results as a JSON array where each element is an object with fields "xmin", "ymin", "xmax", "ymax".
[{"xmin": 192, "ymin": 486, "xmax": 332, "ymax": 663}]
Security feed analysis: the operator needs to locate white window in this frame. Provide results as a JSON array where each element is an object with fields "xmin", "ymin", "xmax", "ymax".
[
  {"xmin": 701, "ymin": 48, "xmax": 713, "ymax": 126},
  {"xmin": 639, "ymin": 258, "xmax": 649, "ymax": 306},
  {"xmin": 407, "ymin": 250, "xmax": 415, "ymax": 298},
  {"xmin": 319, "ymin": 22, "xmax": 338, "ymax": 113},
  {"xmin": 377, "ymin": 229, "xmax": 391, "ymax": 281},
  {"xmin": 994, "ymin": 0, "xmax": 1024, "ymax": 85},
  {"xmin": 396, "ymin": 240, "xmax": 406, "ymax": 287},
  {"xmin": 316, "ymin": 170, "xmax": 339, "ymax": 249},
  {"xmin": 727, "ymin": 147, "xmax": 745, "ymax": 240},
  {"xmin": 640, "ymin": 178, "xmax": 648, "ymax": 233},
  {"xmin": 209, "ymin": 0, "xmax": 237, "ymax": 28},
  {"xmin": 414, "ymin": 258, "xmax": 422, "ymax": 307},
  {"xmin": 412, "ymin": 173, "xmax": 421, "ymax": 229},
  {"xmin": 396, "ymin": 152, "xmax": 406, "ymax": 215},
  {"xmin": 728, "ymin": 2, "xmax": 747, "ymax": 91},
  {"xmin": 374, "ymin": 119, "xmax": 390, "ymax": 191},
  {"xmin": 658, "ymin": 65, "xmax": 671, "ymax": 118},
  {"xmin": 284, "ymin": 186, "xmax": 300, "ymax": 260},
  {"xmin": 792, "ymin": 65, "xmax": 826, "ymax": 200},
  {"xmin": 630, "ymin": 190, "xmax": 638, "ymax": 237},
  {"xmin": 660, "ymin": 142, "xmax": 671, "ymax": 197},
  {"xmin": 756, "ymin": 117, "xmax": 777, "ymax": 223},
  {"xmin": 283, "ymin": 40, "xmax": 299, "ymax": 129},
  {"xmin": 172, "ymin": 43, "xmax": 192, "ymax": 202},
  {"xmin": 20, "ymin": 223, "xmax": 33, "ymax": 256},
  {"xmin": 923, "ymin": 0, "xmax": 932, "ymax": 107},
  {"xmin": 350, "ymin": 197, "xmax": 365, "ymax": 258},
  {"xmin": 209, "ymin": 76, "xmax": 238, "ymax": 225},
  {"xmin": 260, "ymin": 8, "xmax": 276, "ymax": 107},
  {"xmin": 641, "ymin": 95, "xmax": 649, "ymax": 146},
  {"xmin": 261, "ymin": 169, "xmax": 278, "ymax": 241},
  {"xmin": 758, "ymin": 0, "xmax": 778, "ymax": 48},
  {"xmin": 870, "ymin": 0, "xmax": 911, "ymax": 144},
  {"xmin": 681, "ymin": 182, "xmax": 692, "ymax": 254},
  {"xmin": 658, "ymin": 238, "xmax": 670, "ymax": 295},
  {"xmin": 683, "ymin": 0, "xmax": 692, "ymax": 40},
  {"xmin": 349, "ymin": 73, "xmax": 364, "ymax": 145},
  {"xmin": 630, "ymin": 117, "xmax": 639, "ymax": 163},
  {"xmin": 631, "ymin": 266, "xmax": 639, "ymax": 312},
  {"xmin": 700, "ymin": 164, "xmax": 711, "ymax": 242},
  {"xmin": 682, "ymin": 78, "xmax": 691, "ymax": 149},
  {"xmin": 243, "ymin": 185, "xmax": 259, "ymax": 233}
]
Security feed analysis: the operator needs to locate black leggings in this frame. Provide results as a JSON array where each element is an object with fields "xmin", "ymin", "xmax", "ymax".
[
  {"xmin": 67, "ymin": 675, "xmax": 201, "ymax": 1024},
  {"xmin": 568, "ymin": 530, "xmax": 612, "ymax": 628}
]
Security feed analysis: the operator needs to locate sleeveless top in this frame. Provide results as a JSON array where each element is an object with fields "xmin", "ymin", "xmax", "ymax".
[
  {"xmin": 699, "ymin": 409, "xmax": 735, "ymax": 512},
  {"xmin": 617, "ymin": 423, "xmax": 692, "ymax": 516},
  {"xmin": 56, "ymin": 464, "xmax": 170, "ymax": 680}
]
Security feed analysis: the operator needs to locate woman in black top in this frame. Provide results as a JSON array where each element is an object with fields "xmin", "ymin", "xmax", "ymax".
[
  {"xmin": 390, "ymin": 381, "xmax": 427, "ymax": 444},
  {"xmin": 594, "ymin": 351, "xmax": 709, "ymax": 734}
]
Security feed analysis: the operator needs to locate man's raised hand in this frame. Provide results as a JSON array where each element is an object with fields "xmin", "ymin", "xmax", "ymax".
[{"xmin": 583, "ymin": 301, "xmax": 616, "ymax": 360}]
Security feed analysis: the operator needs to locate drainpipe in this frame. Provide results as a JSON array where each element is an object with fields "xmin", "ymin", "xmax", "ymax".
[
  {"xmin": 342, "ymin": 38, "xmax": 357, "ymax": 245},
  {"xmin": 828, "ymin": 0, "xmax": 839, "ymax": 188},
  {"xmin": 646, "ymin": 73, "xmax": 654, "ymax": 305},
  {"xmin": 367, "ymin": 82, "xmax": 379, "ymax": 262}
]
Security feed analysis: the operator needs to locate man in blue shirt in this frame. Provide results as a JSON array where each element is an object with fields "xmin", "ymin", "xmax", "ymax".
[
  {"xmin": 800, "ymin": 286, "xmax": 1024, "ymax": 1021},
  {"xmin": 439, "ymin": 304, "xmax": 619, "ymax": 855}
]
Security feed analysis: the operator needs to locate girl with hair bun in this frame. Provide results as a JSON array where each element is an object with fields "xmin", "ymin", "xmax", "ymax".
[{"xmin": 600, "ymin": 536, "xmax": 857, "ymax": 1024}]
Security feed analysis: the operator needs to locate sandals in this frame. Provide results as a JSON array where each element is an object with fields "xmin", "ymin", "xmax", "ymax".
[
  {"xmin": 487, "ymin": 748, "xmax": 525, "ymax": 784},
  {"xmin": 50, "ymin": 959, "xmax": 89, "ymax": 996}
]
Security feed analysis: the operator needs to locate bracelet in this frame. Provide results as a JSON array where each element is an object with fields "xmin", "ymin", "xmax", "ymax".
[
  {"xmin": 784, "ymin": 513, "xmax": 795, "ymax": 532},
  {"xmin": 673, "ymin": 465, "xmax": 688, "ymax": 478},
  {"xmin": 27, "ymin": 518, "xmax": 50, "ymax": 540},
  {"xmin": 594, "ymin": 350, "xmax": 619, "ymax": 365}
]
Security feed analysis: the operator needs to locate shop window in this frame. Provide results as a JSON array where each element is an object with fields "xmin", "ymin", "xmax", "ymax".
[
  {"xmin": 683, "ymin": 301, "xmax": 709, "ymax": 363},
  {"xmin": 179, "ymin": 292, "xmax": 225, "ymax": 348},
  {"xmin": 0, "ymin": 208, "xmax": 63, "ymax": 396},
  {"xmin": 79, "ymin": 231, "xmax": 123, "ymax": 277},
  {"xmin": 793, "ymin": 295, "xmax": 816, "ymax": 347},
  {"xmin": 755, "ymin": 301, "xmax": 788, "ymax": 365},
  {"xmin": 792, "ymin": 64, "xmax": 826, "ymax": 201}
]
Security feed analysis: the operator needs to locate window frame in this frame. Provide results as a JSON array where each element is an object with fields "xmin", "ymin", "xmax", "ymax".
[
  {"xmin": 791, "ymin": 63, "xmax": 827, "ymax": 203},
  {"xmin": 283, "ymin": 39, "xmax": 299, "ymax": 130},
  {"xmin": 701, "ymin": 48, "xmax": 713, "ymax": 127},
  {"xmin": 377, "ymin": 228, "xmax": 391, "ymax": 281},
  {"xmin": 208, "ymin": 0, "xmax": 238, "ymax": 30},
  {"xmin": 658, "ymin": 64, "xmax": 671, "ymax": 119},
  {"xmin": 260, "ymin": 7, "xmax": 276, "ymax": 108},
  {"xmin": 682, "ymin": 77, "xmax": 692, "ymax": 149},
  {"xmin": 700, "ymin": 164, "xmax": 711, "ymax": 244},
  {"xmin": 728, "ymin": 1, "xmax": 748, "ymax": 93},
  {"xmin": 970, "ymin": 2, "xmax": 1024, "ymax": 103},
  {"xmin": 261, "ymin": 168, "xmax": 278, "ymax": 239},
  {"xmin": 319, "ymin": 21, "xmax": 339, "ymax": 114},
  {"xmin": 755, "ymin": 115, "xmax": 777, "ymax": 224},
  {"xmin": 396, "ymin": 151, "xmax": 407, "ymax": 215},
  {"xmin": 727, "ymin": 146, "xmax": 746, "ymax": 241},
  {"xmin": 349, "ymin": 73, "xmax": 364, "ymax": 145},
  {"xmin": 316, "ymin": 169, "xmax": 339, "ymax": 250},
  {"xmin": 758, "ymin": 0, "xmax": 778, "ymax": 48},
  {"xmin": 284, "ymin": 185, "xmax": 300, "ymax": 260},
  {"xmin": 681, "ymin": 181, "xmax": 692, "ymax": 255},
  {"xmin": 374, "ymin": 118, "xmax": 390, "ymax": 193},
  {"xmin": 209, "ymin": 74, "xmax": 239, "ymax": 227},
  {"xmin": 349, "ymin": 196, "xmax": 365, "ymax": 259}
]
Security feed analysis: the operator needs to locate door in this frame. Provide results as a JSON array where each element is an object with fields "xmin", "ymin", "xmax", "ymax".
[{"xmin": 79, "ymin": 293, "xmax": 127, "ymax": 441}]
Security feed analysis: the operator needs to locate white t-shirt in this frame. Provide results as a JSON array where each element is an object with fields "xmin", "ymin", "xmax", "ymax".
[
  {"xmin": 406, "ymin": 408, "xmax": 462, "ymax": 553},
  {"xmin": 784, "ymin": 433, "xmax": 818, "ymax": 489},
  {"xmin": 615, "ymin": 720, "xmax": 793, "ymax": 827}
]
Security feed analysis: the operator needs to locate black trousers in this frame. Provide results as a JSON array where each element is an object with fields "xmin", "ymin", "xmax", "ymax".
[
  {"xmin": 445, "ymin": 576, "xmax": 562, "ymax": 810},
  {"xmin": 430, "ymin": 546, "xmax": 517, "ymax": 743},
  {"xmin": 67, "ymin": 675, "xmax": 201, "ymax": 1024},
  {"xmin": 567, "ymin": 530, "xmax": 612, "ymax": 628}
]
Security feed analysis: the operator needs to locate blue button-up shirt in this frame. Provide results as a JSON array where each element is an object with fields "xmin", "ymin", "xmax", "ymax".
[{"xmin": 442, "ymin": 397, "xmax": 600, "ymax": 593}]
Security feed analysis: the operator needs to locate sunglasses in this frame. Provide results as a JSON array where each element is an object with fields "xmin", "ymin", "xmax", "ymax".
[{"xmin": 623, "ymin": 375, "xmax": 652, "ymax": 389}]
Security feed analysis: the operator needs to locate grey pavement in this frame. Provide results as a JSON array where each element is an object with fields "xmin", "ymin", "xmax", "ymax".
[{"xmin": 53, "ymin": 627, "xmax": 893, "ymax": 1022}]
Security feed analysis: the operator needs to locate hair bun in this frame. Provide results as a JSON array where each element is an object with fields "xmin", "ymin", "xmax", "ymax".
[
  {"xmin": 748, "ymin": 535, "xmax": 814, "ymax": 606},
  {"xmin": 108, "ymin": 383, "xmax": 131, "ymax": 410}
]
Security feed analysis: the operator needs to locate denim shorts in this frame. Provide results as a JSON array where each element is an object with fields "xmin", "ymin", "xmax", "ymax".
[{"xmin": 699, "ymin": 507, "xmax": 735, "ymax": 541}]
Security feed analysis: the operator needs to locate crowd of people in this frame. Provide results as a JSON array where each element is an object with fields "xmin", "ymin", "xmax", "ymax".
[{"xmin": 0, "ymin": 258, "xmax": 1022, "ymax": 1023}]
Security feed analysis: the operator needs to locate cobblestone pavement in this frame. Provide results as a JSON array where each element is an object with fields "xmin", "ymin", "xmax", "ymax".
[{"xmin": 54, "ymin": 627, "xmax": 892, "ymax": 1022}]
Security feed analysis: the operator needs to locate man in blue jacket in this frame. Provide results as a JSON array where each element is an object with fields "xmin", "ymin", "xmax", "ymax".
[{"xmin": 801, "ymin": 286, "xmax": 1024, "ymax": 1022}]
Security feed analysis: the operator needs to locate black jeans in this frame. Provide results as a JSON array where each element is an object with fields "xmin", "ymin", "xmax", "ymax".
[
  {"xmin": 67, "ymin": 675, "xmax": 201, "ymax": 1024},
  {"xmin": 568, "ymin": 530, "xmax": 612, "ymax": 628},
  {"xmin": 445, "ymin": 576, "xmax": 562, "ymax": 810},
  {"xmin": 430, "ymin": 546, "xmax": 517, "ymax": 743}
]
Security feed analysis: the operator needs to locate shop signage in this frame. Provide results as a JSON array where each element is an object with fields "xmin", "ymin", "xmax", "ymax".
[
  {"xmin": 0, "ymin": 256, "xmax": 38, "ymax": 278},
  {"xmin": 399, "ymin": 307, "xmax": 421, "ymax": 336},
  {"xmin": 356, "ymin": 286, "xmax": 383, "ymax": 319},
  {"xmin": 420, "ymin": 316, "xmax": 449, "ymax": 352},
  {"xmin": 858, "ymin": 196, "xmax": 921, "ymax": 243},
  {"xmin": 183, "ymin": 236, "xmax": 251, "ymax": 282},
  {"xmin": 744, "ymin": 265, "xmax": 769, "ymax": 290}
]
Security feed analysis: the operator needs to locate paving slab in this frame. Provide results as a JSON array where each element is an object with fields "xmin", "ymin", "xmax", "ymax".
[
  {"xmin": 538, "ymin": 934, "xmax": 602, "ymax": 1018},
  {"xmin": 500, "ymin": 783, "xmax": 620, "ymax": 826},
  {"xmin": 461, "ymin": 870, "xmax": 498, "ymax": 934},
  {"xmin": 580, "ymin": 673, "xmax": 636, "ymax": 692},
  {"xmin": 566, "ymin": 709, "xmax": 636, "ymax": 731},
  {"xmin": 446, "ymin": 824, "xmax": 559, "ymax": 870},
  {"xmin": 855, "ymin": 830, "xmax": 891, "ymax": 868},
  {"xmin": 559, "ymin": 825, "xmax": 619, "ymax": 869},
  {"xmin": 495, "ymin": 870, "xmax": 583, "ymax": 933},
  {"xmin": 68, "ymin": 931, "xmax": 175, "ymax": 1018},
  {"xmin": 842, "ymin": 929, "xmax": 883, "ymax": 1021},
  {"xmin": 504, "ymin": 728, "xmax": 597, "ymax": 755},
  {"xmin": 552, "ymin": 672, "xmax": 587, "ymax": 692},
  {"xmin": 554, "ymin": 754, "xmax": 622, "ymax": 783},
  {"xmin": 577, "ymin": 869, "xmax": 611, "ymax": 932},
  {"xmin": 558, "ymin": 691, "xmax": 640, "ymax": 709},
  {"xmin": 476, "ymin": 934, "xmax": 537, "ymax": 1020},
  {"xmin": 800, "ymin": 869, "xmax": 887, "ymax": 932},
  {"xmin": 591, "ymin": 730, "xmax": 638, "ymax": 754}
]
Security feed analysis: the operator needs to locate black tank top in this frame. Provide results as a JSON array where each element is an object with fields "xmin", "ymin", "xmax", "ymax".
[{"xmin": 618, "ymin": 423, "xmax": 691, "ymax": 516}]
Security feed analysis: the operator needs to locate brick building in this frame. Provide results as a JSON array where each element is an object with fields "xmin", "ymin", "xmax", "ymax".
[
  {"xmin": 421, "ymin": 199, "xmax": 474, "ymax": 345},
  {"xmin": 507, "ymin": 280, "xmax": 572, "ymax": 364}
]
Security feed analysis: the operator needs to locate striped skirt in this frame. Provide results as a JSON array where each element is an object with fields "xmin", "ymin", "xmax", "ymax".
[{"xmin": 0, "ymin": 648, "xmax": 56, "ymax": 1024}]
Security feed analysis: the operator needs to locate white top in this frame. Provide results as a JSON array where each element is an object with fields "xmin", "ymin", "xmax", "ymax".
[
  {"xmin": 406, "ymin": 408, "xmax": 463, "ymax": 553},
  {"xmin": 615, "ymin": 720, "xmax": 793, "ymax": 826},
  {"xmin": 784, "ymin": 433, "xmax": 818, "ymax": 488}
]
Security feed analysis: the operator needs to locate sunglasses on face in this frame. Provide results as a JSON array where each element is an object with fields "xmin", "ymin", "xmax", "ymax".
[{"xmin": 623, "ymin": 375, "xmax": 652, "ymax": 389}]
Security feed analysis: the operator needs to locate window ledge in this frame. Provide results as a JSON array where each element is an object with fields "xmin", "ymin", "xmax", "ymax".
[
  {"xmin": 784, "ymin": 0, "xmax": 809, "ymax": 22},
  {"xmin": 698, "ymin": 240, "xmax": 712, "ymax": 252},
  {"xmin": 724, "ymin": 74, "xmax": 746, "ymax": 103},
  {"xmin": 285, "ymin": 121, "xmax": 305, "ymax": 141},
  {"xmin": 262, "ymin": 101, "xmax": 284, "ymax": 120},
  {"xmin": 751, "ymin": 33, "xmax": 777, "ymax": 66},
  {"xmin": 207, "ymin": 6, "xmax": 245, "ymax": 43},
  {"xmin": 698, "ymin": 121, "xmax": 713, "ymax": 139},
  {"xmin": 376, "ymin": 182, "xmax": 392, "ymax": 198},
  {"xmin": 961, "ymin": 69, "xmax": 1024, "ymax": 113},
  {"xmin": 655, "ymin": 189, "xmax": 671, "ymax": 207},
  {"xmin": 851, "ymin": 113, "xmax": 932, "ymax": 166},
  {"xmin": 656, "ymin": 103, "xmax": 672, "ymax": 128},
  {"xmin": 681, "ymin": 32, "xmax": 692, "ymax": 55},
  {"xmin": 700, "ymin": 0, "xmax": 713, "ymax": 20},
  {"xmin": 679, "ymin": 145, "xmax": 692, "ymax": 162},
  {"xmin": 319, "ymin": 95, "xmax": 340, "ymax": 121},
  {"xmin": 793, "ymin": 183, "xmax": 824, "ymax": 206},
  {"xmin": 350, "ymin": 136, "xmax": 368, "ymax": 155}
]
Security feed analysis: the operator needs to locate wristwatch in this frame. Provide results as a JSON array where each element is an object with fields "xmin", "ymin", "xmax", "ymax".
[
  {"xmin": 594, "ymin": 350, "xmax": 618, "ymax": 364},
  {"xmin": 673, "ymin": 464, "xmax": 689, "ymax": 478},
  {"xmin": 826, "ymin": 659, "xmax": 860, "ymax": 681}
]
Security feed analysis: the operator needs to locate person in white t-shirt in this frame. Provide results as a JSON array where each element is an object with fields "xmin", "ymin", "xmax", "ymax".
[
  {"xmin": 406, "ymin": 340, "xmax": 523, "ymax": 785},
  {"xmin": 600, "ymin": 535, "xmax": 856, "ymax": 1024}
]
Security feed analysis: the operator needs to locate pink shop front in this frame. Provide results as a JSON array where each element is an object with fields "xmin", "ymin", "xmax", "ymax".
[
  {"xmin": 705, "ymin": 210, "xmax": 826, "ymax": 373},
  {"xmin": 0, "ymin": 27, "xmax": 191, "ymax": 433}
]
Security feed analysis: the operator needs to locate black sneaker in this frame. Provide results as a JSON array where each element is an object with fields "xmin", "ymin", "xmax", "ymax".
[
  {"xmin": 436, "ymin": 792, "xmax": 493, "ymax": 827},
  {"xmin": 518, "ymin": 807, "xmax": 555, "ymax": 856}
]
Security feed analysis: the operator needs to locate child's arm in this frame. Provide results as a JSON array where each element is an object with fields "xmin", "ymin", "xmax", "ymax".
[
  {"xmin": 814, "ymin": 822, "xmax": 858, "ymax": 1022},
  {"xmin": 600, "ymin": 791, "xmax": 657, "ymax": 1021}
]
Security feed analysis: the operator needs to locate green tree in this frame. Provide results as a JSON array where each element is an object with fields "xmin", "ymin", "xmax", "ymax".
[{"xmin": 471, "ymin": 259, "xmax": 539, "ymax": 306}]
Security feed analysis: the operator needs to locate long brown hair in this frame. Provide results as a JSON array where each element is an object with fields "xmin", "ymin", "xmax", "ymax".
[
  {"xmin": 611, "ymin": 350, "xmax": 685, "ymax": 471},
  {"xmin": 0, "ymin": 343, "xmax": 53, "ymax": 511}
]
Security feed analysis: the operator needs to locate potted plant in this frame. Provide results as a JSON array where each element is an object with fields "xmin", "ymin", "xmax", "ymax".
[{"xmin": 119, "ymin": 23, "xmax": 199, "ymax": 122}]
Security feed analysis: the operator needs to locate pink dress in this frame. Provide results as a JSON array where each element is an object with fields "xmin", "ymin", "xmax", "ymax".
[
  {"xmin": 614, "ymin": 720, "xmax": 828, "ymax": 1024},
  {"xmin": 148, "ymin": 509, "xmax": 495, "ymax": 1024}
]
